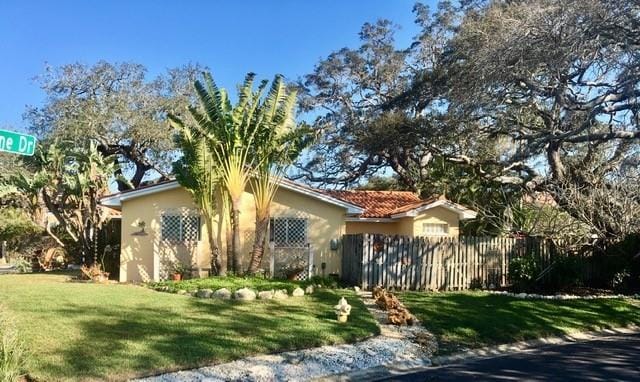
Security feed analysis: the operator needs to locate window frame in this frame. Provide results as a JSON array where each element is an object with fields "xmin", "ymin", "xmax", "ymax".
[{"xmin": 422, "ymin": 222, "xmax": 449, "ymax": 236}]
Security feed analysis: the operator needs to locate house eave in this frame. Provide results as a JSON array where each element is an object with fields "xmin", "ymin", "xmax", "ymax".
[
  {"xmin": 390, "ymin": 200, "xmax": 478, "ymax": 220},
  {"xmin": 344, "ymin": 217, "xmax": 396, "ymax": 223}
]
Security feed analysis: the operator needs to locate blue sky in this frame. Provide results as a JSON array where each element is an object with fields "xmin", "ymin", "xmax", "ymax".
[{"xmin": 0, "ymin": 0, "xmax": 427, "ymax": 131}]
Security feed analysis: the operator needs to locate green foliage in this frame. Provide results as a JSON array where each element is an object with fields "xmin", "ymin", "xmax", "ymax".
[
  {"xmin": 509, "ymin": 255, "xmax": 538, "ymax": 292},
  {"xmin": 0, "ymin": 208, "xmax": 42, "ymax": 252},
  {"xmin": 149, "ymin": 275, "xmax": 302, "ymax": 294},
  {"xmin": 11, "ymin": 258, "xmax": 32, "ymax": 274},
  {"xmin": 301, "ymin": 276, "xmax": 340, "ymax": 289},
  {"xmin": 9, "ymin": 141, "xmax": 117, "ymax": 262},
  {"xmin": 549, "ymin": 255, "xmax": 585, "ymax": 291},
  {"xmin": 0, "ymin": 307, "xmax": 29, "ymax": 382}
]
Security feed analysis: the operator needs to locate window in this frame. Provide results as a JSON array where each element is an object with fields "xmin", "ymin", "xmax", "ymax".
[
  {"xmin": 269, "ymin": 217, "xmax": 307, "ymax": 247},
  {"xmin": 422, "ymin": 223, "xmax": 449, "ymax": 236},
  {"xmin": 161, "ymin": 214, "xmax": 201, "ymax": 242}
]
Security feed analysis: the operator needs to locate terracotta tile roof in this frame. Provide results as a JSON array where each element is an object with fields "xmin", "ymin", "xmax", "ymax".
[{"xmin": 324, "ymin": 190, "xmax": 424, "ymax": 218}]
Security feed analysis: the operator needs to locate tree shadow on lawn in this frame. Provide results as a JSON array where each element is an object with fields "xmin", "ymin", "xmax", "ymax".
[
  {"xmin": 400, "ymin": 293, "xmax": 640, "ymax": 354},
  {"xmin": 44, "ymin": 289, "xmax": 377, "ymax": 381}
]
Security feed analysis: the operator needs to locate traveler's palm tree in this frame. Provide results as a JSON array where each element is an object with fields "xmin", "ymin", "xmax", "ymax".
[
  {"xmin": 171, "ymin": 72, "xmax": 267, "ymax": 273},
  {"xmin": 247, "ymin": 76, "xmax": 311, "ymax": 274},
  {"xmin": 172, "ymin": 117, "xmax": 225, "ymax": 274},
  {"xmin": 171, "ymin": 72, "xmax": 310, "ymax": 274}
]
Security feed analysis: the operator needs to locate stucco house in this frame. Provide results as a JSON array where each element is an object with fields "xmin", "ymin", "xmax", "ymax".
[{"xmin": 100, "ymin": 179, "xmax": 476, "ymax": 282}]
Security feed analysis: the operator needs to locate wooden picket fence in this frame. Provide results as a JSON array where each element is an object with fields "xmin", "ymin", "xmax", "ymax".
[{"xmin": 341, "ymin": 234, "xmax": 560, "ymax": 291}]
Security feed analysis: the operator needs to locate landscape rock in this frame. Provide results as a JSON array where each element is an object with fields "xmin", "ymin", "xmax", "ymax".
[
  {"xmin": 353, "ymin": 286, "xmax": 361, "ymax": 293},
  {"xmin": 305, "ymin": 285, "xmax": 314, "ymax": 295},
  {"xmin": 176, "ymin": 289, "xmax": 188, "ymax": 295},
  {"xmin": 273, "ymin": 289, "xmax": 288, "ymax": 300},
  {"xmin": 258, "ymin": 290, "xmax": 274, "ymax": 300},
  {"xmin": 213, "ymin": 288, "xmax": 232, "ymax": 299},
  {"xmin": 234, "ymin": 287, "xmax": 257, "ymax": 301},
  {"xmin": 196, "ymin": 289, "xmax": 213, "ymax": 298},
  {"xmin": 292, "ymin": 287, "xmax": 305, "ymax": 297}
]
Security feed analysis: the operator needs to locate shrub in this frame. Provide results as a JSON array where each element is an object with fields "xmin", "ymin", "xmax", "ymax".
[
  {"xmin": 509, "ymin": 255, "xmax": 538, "ymax": 292},
  {"xmin": 301, "ymin": 275, "xmax": 339, "ymax": 289},
  {"xmin": 0, "ymin": 208, "xmax": 42, "ymax": 253},
  {"xmin": 11, "ymin": 258, "xmax": 31, "ymax": 274},
  {"xmin": 549, "ymin": 255, "xmax": 585, "ymax": 290},
  {"xmin": 0, "ymin": 307, "xmax": 29, "ymax": 382}
]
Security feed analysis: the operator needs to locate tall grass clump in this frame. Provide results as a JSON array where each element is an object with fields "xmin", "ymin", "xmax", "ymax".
[{"xmin": 0, "ymin": 306, "xmax": 28, "ymax": 382}]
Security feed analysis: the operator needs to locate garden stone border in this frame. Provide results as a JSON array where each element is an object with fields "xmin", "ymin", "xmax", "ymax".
[{"xmin": 485, "ymin": 290, "xmax": 640, "ymax": 300}]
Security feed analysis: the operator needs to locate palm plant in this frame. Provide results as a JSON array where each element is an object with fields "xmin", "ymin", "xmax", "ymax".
[
  {"xmin": 171, "ymin": 72, "xmax": 267, "ymax": 274},
  {"xmin": 246, "ymin": 76, "xmax": 311, "ymax": 274},
  {"xmin": 11, "ymin": 141, "xmax": 116, "ymax": 264},
  {"xmin": 171, "ymin": 117, "xmax": 225, "ymax": 275}
]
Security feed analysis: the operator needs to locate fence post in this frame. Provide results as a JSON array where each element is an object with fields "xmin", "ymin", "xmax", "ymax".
[
  {"xmin": 269, "ymin": 241, "xmax": 275, "ymax": 278},
  {"xmin": 307, "ymin": 243, "xmax": 314, "ymax": 279}
]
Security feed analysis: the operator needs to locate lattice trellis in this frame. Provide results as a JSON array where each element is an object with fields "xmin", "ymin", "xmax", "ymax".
[
  {"xmin": 268, "ymin": 212, "xmax": 312, "ymax": 280},
  {"xmin": 270, "ymin": 215, "xmax": 308, "ymax": 248},
  {"xmin": 160, "ymin": 211, "xmax": 201, "ymax": 243},
  {"xmin": 157, "ymin": 209, "xmax": 201, "ymax": 280}
]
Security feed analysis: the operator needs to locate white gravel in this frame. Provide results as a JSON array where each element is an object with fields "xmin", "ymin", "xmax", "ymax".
[{"xmin": 133, "ymin": 290, "xmax": 435, "ymax": 382}]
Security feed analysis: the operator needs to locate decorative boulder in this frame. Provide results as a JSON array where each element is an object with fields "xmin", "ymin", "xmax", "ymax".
[
  {"xmin": 196, "ymin": 289, "xmax": 213, "ymax": 298},
  {"xmin": 305, "ymin": 285, "xmax": 314, "ymax": 295},
  {"xmin": 258, "ymin": 290, "xmax": 274, "ymax": 300},
  {"xmin": 353, "ymin": 286, "xmax": 361, "ymax": 293},
  {"xmin": 234, "ymin": 287, "xmax": 257, "ymax": 301},
  {"xmin": 177, "ymin": 290, "xmax": 188, "ymax": 295},
  {"xmin": 292, "ymin": 287, "xmax": 305, "ymax": 297},
  {"xmin": 273, "ymin": 289, "xmax": 289, "ymax": 300},
  {"xmin": 213, "ymin": 288, "xmax": 232, "ymax": 300}
]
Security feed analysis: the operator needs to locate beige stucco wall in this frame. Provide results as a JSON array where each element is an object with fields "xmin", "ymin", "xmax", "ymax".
[
  {"xmin": 346, "ymin": 207, "xmax": 460, "ymax": 238},
  {"xmin": 119, "ymin": 187, "xmax": 214, "ymax": 283},
  {"xmin": 411, "ymin": 206, "xmax": 460, "ymax": 237},
  {"xmin": 345, "ymin": 221, "xmax": 400, "ymax": 235},
  {"xmin": 119, "ymin": 185, "xmax": 346, "ymax": 282}
]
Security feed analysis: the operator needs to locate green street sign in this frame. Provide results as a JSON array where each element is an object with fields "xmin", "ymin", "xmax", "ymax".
[{"xmin": 0, "ymin": 129, "xmax": 36, "ymax": 156}]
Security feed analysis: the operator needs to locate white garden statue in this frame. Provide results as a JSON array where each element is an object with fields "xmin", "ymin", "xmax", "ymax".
[{"xmin": 334, "ymin": 297, "xmax": 352, "ymax": 323}]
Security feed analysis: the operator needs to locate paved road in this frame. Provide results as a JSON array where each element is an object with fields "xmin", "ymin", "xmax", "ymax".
[{"xmin": 380, "ymin": 334, "xmax": 640, "ymax": 381}]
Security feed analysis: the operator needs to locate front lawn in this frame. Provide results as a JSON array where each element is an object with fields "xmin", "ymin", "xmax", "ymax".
[
  {"xmin": 400, "ymin": 292, "xmax": 640, "ymax": 355},
  {"xmin": 0, "ymin": 273, "xmax": 378, "ymax": 381}
]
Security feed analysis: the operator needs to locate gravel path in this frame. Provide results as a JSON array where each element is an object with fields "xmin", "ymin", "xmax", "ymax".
[{"xmin": 133, "ymin": 291, "xmax": 435, "ymax": 382}]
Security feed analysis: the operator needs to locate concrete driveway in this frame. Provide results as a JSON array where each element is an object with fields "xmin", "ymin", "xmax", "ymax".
[{"xmin": 379, "ymin": 334, "xmax": 640, "ymax": 381}]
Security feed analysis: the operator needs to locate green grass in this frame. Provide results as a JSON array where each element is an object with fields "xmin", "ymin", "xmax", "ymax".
[
  {"xmin": 148, "ymin": 275, "xmax": 304, "ymax": 294},
  {"xmin": 0, "ymin": 273, "xmax": 379, "ymax": 382},
  {"xmin": 400, "ymin": 291, "xmax": 640, "ymax": 355}
]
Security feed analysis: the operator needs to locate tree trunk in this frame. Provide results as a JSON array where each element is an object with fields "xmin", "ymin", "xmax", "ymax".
[
  {"xmin": 247, "ymin": 213, "xmax": 270, "ymax": 274},
  {"xmin": 547, "ymin": 142, "xmax": 566, "ymax": 181},
  {"xmin": 206, "ymin": 217, "xmax": 225, "ymax": 276},
  {"xmin": 230, "ymin": 205, "xmax": 242, "ymax": 274}
]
